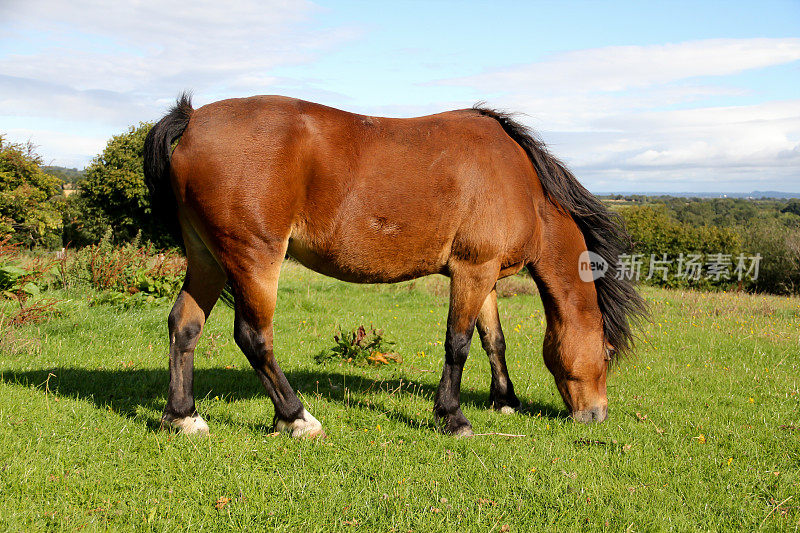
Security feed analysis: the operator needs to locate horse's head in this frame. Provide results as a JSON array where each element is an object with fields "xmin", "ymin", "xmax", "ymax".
[{"xmin": 543, "ymin": 327, "xmax": 612, "ymax": 424}]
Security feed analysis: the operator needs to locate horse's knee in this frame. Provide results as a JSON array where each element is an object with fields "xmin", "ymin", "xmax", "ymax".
[
  {"xmin": 488, "ymin": 335, "xmax": 506, "ymax": 356},
  {"xmin": 234, "ymin": 316, "xmax": 263, "ymax": 350},
  {"xmin": 479, "ymin": 323, "xmax": 506, "ymax": 354},
  {"xmin": 445, "ymin": 328, "xmax": 472, "ymax": 365},
  {"xmin": 233, "ymin": 315, "xmax": 272, "ymax": 364},
  {"xmin": 168, "ymin": 303, "xmax": 203, "ymax": 350},
  {"xmin": 232, "ymin": 316, "xmax": 251, "ymax": 351}
]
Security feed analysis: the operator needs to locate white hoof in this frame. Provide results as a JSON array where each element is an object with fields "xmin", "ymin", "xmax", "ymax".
[
  {"xmin": 499, "ymin": 406, "xmax": 516, "ymax": 415},
  {"xmin": 452, "ymin": 425, "xmax": 474, "ymax": 438},
  {"xmin": 163, "ymin": 414, "xmax": 209, "ymax": 435},
  {"xmin": 275, "ymin": 409, "xmax": 325, "ymax": 438}
]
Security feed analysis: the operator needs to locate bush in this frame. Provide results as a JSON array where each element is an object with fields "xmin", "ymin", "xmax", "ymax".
[
  {"xmin": 0, "ymin": 137, "xmax": 63, "ymax": 248},
  {"xmin": 740, "ymin": 220, "xmax": 800, "ymax": 295},
  {"xmin": 80, "ymin": 123, "xmax": 177, "ymax": 247},
  {"xmin": 59, "ymin": 229, "xmax": 185, "ymax": 300},
  {"xmin": 0, "ymin": 235, "xmax": 63, "ymax": 326},
  {"xmin": 619, "ymin": 205, "xmax": 741, "ymax": 290},
  {"xmin": 0, "ymin": 235, "xmax": 60, "ymax": 298},
  {"xmin": 314, "ymin": 325, "xmax": 401, "ymax": 366},
  {"xmin": 60, "ymin": 194, "xmax": 111, "ymax": 247},
  {"xmin": 780, "ymin": 200, "xmax": 800, "ymax": 218}
]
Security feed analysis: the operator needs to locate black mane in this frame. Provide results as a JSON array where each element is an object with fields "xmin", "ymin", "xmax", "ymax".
[{"xmin": 473, "ymin": 105, "xmax": 648, "ymax": 357}]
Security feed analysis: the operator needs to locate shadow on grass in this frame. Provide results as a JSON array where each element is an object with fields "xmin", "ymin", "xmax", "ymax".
[{"xmin": 0, "ymin": 365, "xmax": 567, "ymax": 432}]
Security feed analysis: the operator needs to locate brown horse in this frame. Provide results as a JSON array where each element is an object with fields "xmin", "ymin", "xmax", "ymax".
[{"xmin": 144, "ymin": 94, "xmax": 646, "ymax": 437}]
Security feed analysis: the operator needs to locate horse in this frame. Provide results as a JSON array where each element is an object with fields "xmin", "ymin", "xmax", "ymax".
[{"xmin": 143, "ymin": 94, "xmax": 646, "ymax": 438}]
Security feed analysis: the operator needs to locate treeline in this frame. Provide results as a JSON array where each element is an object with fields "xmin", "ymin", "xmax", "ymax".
[
  {"xmin": 42, "ymin": 166, "xmax": 86, "ymax": 184},
  {"xmin": 612, "ymin": 198, "xmax": 800, "ymax": 295},
  {"xmin": 2, "ymin": 127, "xmax": 799, "ymax": 295},
  {"xmin": 1, "ymin": 124, "xmax": 175, "ymax": 250}
]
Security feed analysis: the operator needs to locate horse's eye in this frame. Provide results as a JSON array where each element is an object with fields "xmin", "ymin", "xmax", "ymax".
[{"xmin": 604, "ymin": 346, "xmax": 616, "ymax": 361}]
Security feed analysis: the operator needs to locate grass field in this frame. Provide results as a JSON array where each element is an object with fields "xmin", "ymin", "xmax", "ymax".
[{"xmin": 1, "ymin": 261, "xmax": 798, "ymax": 531}]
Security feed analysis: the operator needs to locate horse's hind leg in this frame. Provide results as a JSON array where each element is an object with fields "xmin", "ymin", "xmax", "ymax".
[
  {"xmin": 230, "ymin": 248, "xmax": 323, "ymax": 438},
  {"xmin": 476, "ymin": 287, "xmax": 520, "ymax": 414},
  {"xmin": 162, "ymin": 232, "xmax": 226, "ymax": 434},
  {"xmin": 434, "ymin": 260, "xmax": 499, "ymax": 436}
]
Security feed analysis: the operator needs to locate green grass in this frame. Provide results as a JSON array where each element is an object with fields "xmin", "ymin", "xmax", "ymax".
[{"xmin": 0, "ymin": 262, "xmax": 798, "ymax": 531}]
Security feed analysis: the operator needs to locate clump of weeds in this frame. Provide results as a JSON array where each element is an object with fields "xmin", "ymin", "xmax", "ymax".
[{"xmin": 314, "ymin": 325, "xmax": 401, "ymax": 366}]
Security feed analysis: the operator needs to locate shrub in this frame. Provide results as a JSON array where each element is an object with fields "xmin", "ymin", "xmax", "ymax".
[
  {"xmin": 0, "ymin": 235, "xmax": 63, "ymax": 326},
  {"xmin": 80, "ymin": 123, "xmax": 177, "ymax": 247},
  {"xmin": 0, "ymin": 235, "xmax": 60, "ymax": 300},
  {"xmin": 60, "ymin": 194, "xmax": 111, "ymax": 247},
  {"xmin": 0, "ymin": 137, "xmax": 63, "ymax": 248},
  {"xmin": 740, "ymin": 220, "xmax": 800, "ymax": 295},
  {"xmin": 314, "ymin": 325, "xmax": 401, "ymax": 366},
  {"xmin": 58, "ymin": 229, "xmax": 186, "ymax": 303},
  {"xmin": 619, "ymin": 205, "xmax": 741, "ymax": 290}
]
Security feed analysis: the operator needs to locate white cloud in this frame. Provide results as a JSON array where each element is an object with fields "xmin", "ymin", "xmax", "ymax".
[
  {"xmin": 0, "ymin": 75, "xmax": 153, "ymax": 124},
  {"xmin": 0, "ymin": 0, "xmax": 360, "ymax": 107},
  {"xmin": 1, "ymin": 7, "xmax": 798, "ymax": 194},
  {"xmin": 0, "ymin": 0, "xmax": 359, "ymax": 165},
  {"xmin": 446, "ymin": 38, "xmax": 800, "ymax": 94},
  {"xmin": 0, "ymin": 0, "xmax": 341, "ymax": 93},
  {"xmin": 5, "ymin": 127, "xmax": 108, "ymax": 169},
  {"xmin": 536, "ymin": 101, "xmax": 800, "ymax": 193},
  {"xmin": 440, "ymin": 39, "xmax": 800, "ymax": 191}
]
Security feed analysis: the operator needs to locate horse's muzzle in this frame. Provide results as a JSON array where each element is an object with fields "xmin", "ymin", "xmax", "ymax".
[{"xmin": 572, "ymin": 404, "xmax": 608, "ymax": 424}]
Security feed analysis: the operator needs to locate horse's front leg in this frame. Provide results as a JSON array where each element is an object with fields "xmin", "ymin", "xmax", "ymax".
[{"xmin": 434, "ymin": 261, "xmax": 499, "ymax": 436}]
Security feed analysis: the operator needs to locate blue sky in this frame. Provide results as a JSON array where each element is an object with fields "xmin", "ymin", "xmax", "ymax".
[{"xmin": 1, "ymin": 0, "xmax": 798, "ymax": 192}]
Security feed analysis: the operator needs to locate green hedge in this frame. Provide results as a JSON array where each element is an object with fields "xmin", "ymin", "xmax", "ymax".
[{"xmin": 619, "ymin": 204, "xmax": 799, "ymax": 295}]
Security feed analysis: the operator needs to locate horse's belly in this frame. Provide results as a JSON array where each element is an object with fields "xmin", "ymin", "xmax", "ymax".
[{"xmin": 286, "ymin": 233, "xmax": 448, "ymax": 284}]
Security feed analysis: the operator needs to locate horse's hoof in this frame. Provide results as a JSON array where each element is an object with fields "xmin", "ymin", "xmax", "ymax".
[
  {"xmin": 451, "ymin": 425, "xmax": 474, "ymax": 438},
  {"xmin": 162, "ymin": 414, "xmax": 210, "ymax": 435},
  {"xmin": 305, "ymin": 427, "xmax": 327, "ymax": 439},
  {"xmin": 497, "ymin": 405, "xmax": 516, "ymax": 415},
  {"xmin": 275, "ymin": 409, "xmax": 324, "ymax": 438}
]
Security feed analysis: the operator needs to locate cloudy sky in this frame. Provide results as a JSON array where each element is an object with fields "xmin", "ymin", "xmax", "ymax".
[{"xmin": 1, "ymin": 0, "xmax": 798, "ymax": 193}]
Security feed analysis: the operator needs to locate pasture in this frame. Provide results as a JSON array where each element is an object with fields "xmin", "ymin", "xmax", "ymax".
[{"xmin": 0, "ymin": 261, "xmax": 798, "ymax": 531}]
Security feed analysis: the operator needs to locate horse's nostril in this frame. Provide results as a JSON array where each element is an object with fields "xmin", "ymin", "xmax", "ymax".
[
  {"xmin": 593, "ymin": 405, "xmax": 608, "ymax": 423},
  {"xmin": 573, "ymin": 405, "xmax": 608, "ymax": 424}
]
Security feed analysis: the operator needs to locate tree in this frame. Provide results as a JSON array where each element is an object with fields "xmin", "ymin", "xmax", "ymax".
[
  {"xmin": 81, "ymin": 122, "xmax": 175, "ymax": 246},
  {"xmin": 741, "ymin": 220, "xmax": 800, "ymax": 295},
  {"xmin": 619, "ymin": 204, "xmax": 741, "ymax": 290},
  {"xmin": 781, "ymin": 200, "xmax": 800, "ymax": 218},
  {"xmin": 0, "ymin": 136, "xmax": 64, "ymax": 248},
  {"xmin": 61, "ymin": 193, "xmax": 112, "ymax": 247},
  {"xmin": 42, "ymin": 165, "xmax": 86, "ymax": 184}
]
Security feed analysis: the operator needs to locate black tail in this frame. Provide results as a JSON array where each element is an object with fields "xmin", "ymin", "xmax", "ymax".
[
  {"xmin": 474, "ymin": 105, "xmax": 648, "ymax": 357},
  {"xmin": 144, "ymin": 93, "xmax": 237, "ymax": 308},
  {"xmin": 143, "ymin": 92, "xmax": 194, "ymax": 244}
]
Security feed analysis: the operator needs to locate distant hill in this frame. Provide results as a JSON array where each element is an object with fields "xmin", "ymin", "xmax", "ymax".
[
  {"xmin": 748, "ymin": 191, "xmax": 800, "ymax": 199},
  {"xmin": 43, "ymin": 165, "xmax": 86, "ymax": 183},
  {"xmin": 598, "ymin": 191, "xmax": 800, "ymax": 199}
]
